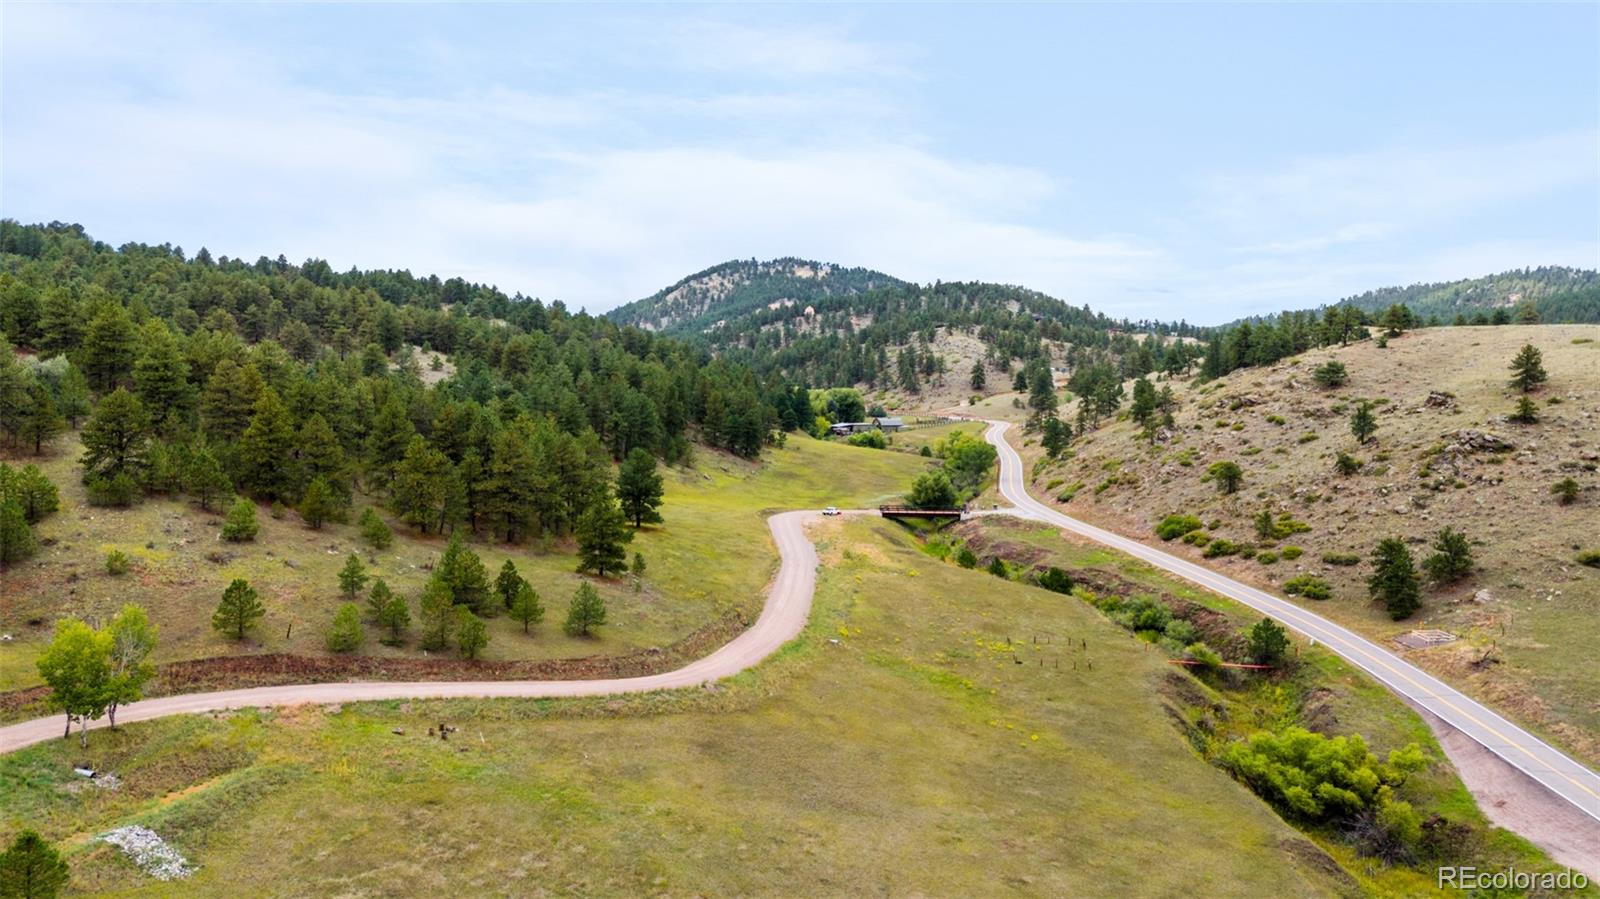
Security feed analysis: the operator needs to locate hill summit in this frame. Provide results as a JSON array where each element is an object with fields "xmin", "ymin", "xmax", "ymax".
[{"xmin": 607, "ymin": 258, "xmax": 907, "ymax": 335}]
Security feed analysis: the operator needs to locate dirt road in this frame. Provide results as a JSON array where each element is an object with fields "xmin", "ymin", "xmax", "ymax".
[{"xmin": 0, "ymin": 510, "xmax": 828, "ymax": 755}]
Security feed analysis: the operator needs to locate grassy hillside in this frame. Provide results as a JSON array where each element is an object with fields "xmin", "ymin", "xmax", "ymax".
[
  {"xmin": 0, "ymin": 435, "xmax": 931, "ymax": 698},
  {"xmin": 1021, "ymin": 324, "xmax": 1600, "ymax": 764},
  {"xmin": 606, "ymin": 258, "xmax": 907, "ymax": 335},
  {"xmin": 2, "ymin": 517, "xmax": 1370, "ymax": 896},
  {"xmin": 1335, "ymin": 266, "xmax": 1599, "ymax": 323}
]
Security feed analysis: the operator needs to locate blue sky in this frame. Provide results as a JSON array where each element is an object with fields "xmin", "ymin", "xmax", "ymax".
[{"xmin": 3, "ymin": 3, "xmax": 1596, "ymax": 324}]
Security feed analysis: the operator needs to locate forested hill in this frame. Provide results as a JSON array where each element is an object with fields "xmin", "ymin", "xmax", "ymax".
[
  {"xmin": 1333, "ymin": 266, "xmax": 1598, "ymax": 324},
  {"xmin": 0, "ymin": 219, "xmax": 806, "ymax": 547},
  {"xmin": 606, "ymin": 258, "xmax": 907, "ymax": 336},
  {"xmin": 701, "ymin": 279, "xmax": 1204, "ymax": 394}
]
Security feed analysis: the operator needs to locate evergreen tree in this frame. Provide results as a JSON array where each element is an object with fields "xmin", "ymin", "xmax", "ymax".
[
  {"xmin": 338, "ymin": 553, "xmax": 369, "ymax": 598},
  {"xmin": 0, "ymin": 829, "xmax": 70, "ymax": 899},
  {"xmin": 391, "ymin": 436, "xmax": 461, "ymax": 534},
  {"xmin": 1350, "ymin": 400, "xmax": 1378, "ymax": 444},
  {"xmin": 377, "ymin": 587, "xmax": 411, "ymax": 645},
  {"xmin": 616, "ymin": 447, "xmax": 664, "ymax": 528},
  {"xmin": 237, "ymin": 388, "xmax": 298, "ymax": 501},
  {"xmin": 0, "ymin": 497, "xmax": 38, "ymax": 570},
  {"xmin": 79, "ymin": 302, "xmax": 138, "ymax": 392},
  {"xmin": 1368, "ymin": 538, "xmax": 1421, "ymax": 620},
  {"xmin": 631, "ymin": 551, "xmax": 647, "ymax": 580},
  {"xmin": 365, "ymin": 395, "xmax": 417, "ymax": 488},
  {"xmin": 455, "ymin": 606, "xmax": 488, "ymax": 659},
  {"xmin": 1, "ymin": 463, "xmax": 60, "ymax": 524},
  {"xmin": 220, "ymin": 497, "xmax": 259, "ymax": 541},
  {"xmin": 495, "ymin": 559, "xmax": 526, "ymax": 610},
  {"xmin": 969, "ymin": 361, "xmax": 986, "ymax": 391},
  {"xmin": 1025, "ymin": 358, "xmax": 1057, "ymax": 424},
  {"xmin": 79, "ymin": 387, "xmax": 150, "ymax": 483},
  {"xmin": 1129, "ymin": 377, "xmax": 1157, "ymax": 429},
  {"xmin": 1508, "ymin": 343, "xmax": 1548, "ymax": 392},
  {"xmin": 358, "ymin": 507, "xmax": 394, "ymax": 549},
  {"xmin": 1509, "ymin": 396, "xmax": 1539, "ymax": 424},
  {"xmin": 325, "ymin": 603, "xmax": 363, "ymax": 653},
  {"xmin": 987, "ymin": 555, "xmax": 1008, "ymax": 577},
  {"xmin": 366, "ymin": 578, "xmax": 394, "ymax": 621},
  {"xmin": 1246, "ymin": 618, "xmax": 1290, "ymax": 665},
  {"xmin": 198, "ymin": 359, "xmax": 263, "ymax": 440},
  {"xmin": 564, "ymin": 581, "xmax": 608, "ymax": 636},
  {"xmin": 131, "ymin": 319, "xmax": 194, "ymax": 433},
  {"xmin": 53, "ymin": 364, "xmax": 91, "ymax": 427},
  {"xmin": 417, "ymin": 577, "xmax": 454, "ymax": 651},
  {"xmin": 17, "ymin": 380, "xmax": 62, "ymax": 454},
  {"xmin": 295, "ymin": 413, "xmax": 348, "ymax": 498},
  {"xmin": 297, "ymin": 476, "xmax": 339, "ymax": 529},
  {"xmin": 1040, "ymin": 417, "xmax": 1071, "ymax": 459},
  {"xmin": 435, "ymin": 533, "xmax": 491, "ymax": 613},
  {"xmin": 1423, "ymin": 527, "xmax": 1474, "ymax": 585},
  {"xmin": 212, "ymin": 578, "xmax": 265, "ymax": 640},
  {"xmin": 185, "ymin": 445, "xmax": 232, "ymax": 512},
  {"xmin": 956, "ymin": 547, "xmax": 978, "ymax": 568},
  {"xmin": 1312, "ymin": 360, "xmax": 1348, "ymax": 388},
  {"xmin": 575, "ymin": 492, "xmax": 632, "ymax": 577},
  {"xmin": 1206, "ymin": 460, "xmax": 1243, "ymax": 494},
  {"xmin": 480, "ymin": 425, "xmax": 539, "ymax": 541},
  {"xmin": 510, "ymin": 581, "xmax": 544, "ymax": 633}
]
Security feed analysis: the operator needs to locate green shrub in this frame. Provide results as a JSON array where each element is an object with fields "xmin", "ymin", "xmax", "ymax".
[
  {"xmin": 956, "ymin": 547, "xmax": 978, "ymax": 569},
  {"xmin": 1297, "ymin": 432, "xmax": 1319, "ymax": 444},
  {"xmin": 105, "ymin": 550, "xmax": 131, "ymax": 576},
  {"xmin": 1203, "ymin": 539, "xmax": 1240, "ymax": 558},
  {"xmin": 1322, "ymin": 551, "xmax": 1361, "ymax": 566},
  {"xmin": 221, "ymin": 499, "xmax": 260, "ymax": 542},
  {"xmin": 1283, "ymin": 574, "xmax": 1331, "ymax": 600},
  {"xmin": 1155, "ymin": 514, "xmax": 1205, "ymax": 541},
  {"xmin": 1057, "ymin": 482, "xmax": 1085, "ymax": 503},
  {"xmin": 1577, "ymin": 550, "xmax": 1600, "ymax": 568},
  {"xmin": 1266, "ymin": 414, "xmax": 1286, "ymax": 426},
  {"xmin": 847, "ymin": 430, "xmax": 887, "ymax": 449},
  {"xmin": 1036, "ymin": 567, "xmax": 1073, "ymax": 594},
  {"xmin": 1257, "ymin": 551, "xmax": 1279, "ymax": 565},
  {"xmin": 1181, "ymin": 530, "xmax": 1212, "ymax": 547},
  {"xmin": 1221, "ymin": 726, "xmax": 1428, "ymax": 824},
  {"xmin": 1280, "ymin": 546, "xmax": 1303, "ymax": 560}
]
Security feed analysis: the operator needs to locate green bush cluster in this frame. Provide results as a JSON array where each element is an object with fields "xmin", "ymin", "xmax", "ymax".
[
  {"xmin": 1280, "ymin": 546, "xmax": 1303, "ymax": 560},
  {"xmin": 1181, "ymin": 530, "xmax": 1212, "ymax": 547},
  {"xmin": 1578, "ymin": 550, "xmax": 1600, "ymax": 569},
  {"xmin": 846, "ymin": 430, "xmax": 887, "ymax": 449},
  {"xmin": 1322, "ymin": 551, "xmax": 1361, "ymax": 566},
  {"xmin": 1155, "ymin": 514, "xmax": 1205, "ymax": 541},
  {"xmin": 1203, "ymin": 539, "xmax": 1241, "ymax": 558},
  {"xmin": 1283, "ymin": 574, "xmax": 1331, "ymax": 600}
]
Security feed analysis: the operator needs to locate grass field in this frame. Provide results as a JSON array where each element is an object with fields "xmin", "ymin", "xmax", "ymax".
[
  {"xmin": 2, "ymin": 517, "xmax": 1374, "ymax": 897},
  {"xmin": 0, "ymin": 432, "xmax": 933, "ymax": 693},
  {"xmin": 1014, "ymin": 324, "xmax": 1600, "ymax": 765}
]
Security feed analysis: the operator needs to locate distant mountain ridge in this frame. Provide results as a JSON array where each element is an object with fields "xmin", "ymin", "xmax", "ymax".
[
  {"xmin": 1332, "ymin": 266, "xmax": 1598, "ymax": 323},
  {"xmin": 607, "ymin": 258, "xmax": 908, "ymax": 335}
]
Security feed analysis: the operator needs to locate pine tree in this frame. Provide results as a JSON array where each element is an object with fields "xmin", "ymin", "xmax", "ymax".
[
  {"xmin": 391, "ymin": 436, "xmax": 460, "ymax": 534},
  {"xmin": 185, "ymin": 445, "xmax": 232, "ymax": 512},
  {"xmin": 435, "ymin": 533, "xmax": 491, "ymax": 613},
  {"xmin": 1368, "ymin": 538, "xmax": 1421, "ymax": 621},
  {"xmin": 365, "ymin": 395, "xmax": 417, "ymax": 488},
  {"xmin": 455, "ymin": 607, "xmax": 488, "ymax": 659},
  {"xmin": 325, "ymin": 603, "xmax": 363, "ymax": 653},
  {"xmin": 0, "ymin": 496, "xmax": 38, "ymax": 570},
  {"xmin": 297, "ymin": 476, "xmax": 339, "ymax": 529},
  {"xmin": 1509, "ymin": 396, "xmax": 1539, "ymax": 424},
  {"xmin": 378, "ymin": 588, "xmax": 411, "ymax": 645},
  {"xmin": 237, "ymin": 388, "xmax": 298, "ymax": 501},
  {"xmin": 0, "ymin": 830, "xmax": 70, "ymax": 899},
  {"xmin": 1551, "ymin": 477, "xmax": 1581, "ymax": 505},
  {"xmin": 295, "ymin": 412, "xmax": 347, "ymax": 497},
  {"xmin": 510, "ymin": 582, "xmax": 544, "ymax": 633},
  {"xmin": 1312, "ymin": 360, "xmax": 1348, "ymax": 388},
  {"xmin": 481, "ymin": 425, "xmax": 538, "ymax": 541},
  {"xmin": 969, "ymin": 361, "xmax": 986, "ymax": 391},
  {"xmin": 1350, "ymin": 400, "xmax": 1378, "ymax": 444},
  {"xmin": 338, "ymin": 552, "xmax": 369, "ymax": 598},
  {"xmin": 616, "ymin": 447, "xmax": 664, "ymax": 528},
  {"xmin": 131, "ymin": 319, "xmax": 194, "ymax": 433},
  {"xmin": 1423, "ymin": 527, "xmax": 1474, "ymax": 585},
  {"xmin": 18, "ymin": 380, "xmax": 62, "ymax": 454},
  {"xmin": 213, "ymin": 578, "xmax": 265, "ymax": 640},
  {"xmin": 79, "ymin": 387, "xmax": 150, "ymax": 482},
  {"xmin": 1206, "ymin": 460, "xmax": 1243, "ymax": 494},
  {"xmin": 1129, "ymin": 377, "xmax": 1157, "ymax": 428},
  {"xmin": 1040, "ymin": 417, "xmax": 1071, "ymax": 459},
  {"xmin": 199, "ymin": 359, "xmax": 264, "ymax": 440},
  {"xmin": 2, "ymin": 463, "xmax": 60, "ymax": 524},
  {"xmin": 80, "ymin": 302, "xmax": 138, "ymax": 392},
  {"xmin": 358, "ymin": 507, "xmax": 394, "ymax": 549},
  {"xmin": 417, "ymin": 577, "xmax": 454, "ymax": 651},
  {"xmin": 366, "ymin": 578, "xmax": 394, "ymax": 621},
  {"xmin": 564, "ymin": 582, "xmax": 608, "ymax": 636},
  {"xmin": 1508, "ymin": 343, "xmax": 1548, "ymax": 393},
  {"xmin": 1246, "ymin": 618, "xmax": 1290, "ymax": 665},
  {"xmin": 221, "ymin": 497, "xmax": 259, "ymax": 541},
  {"xmin": 495, "ymin": 559, "xmax": 526, "ymax": 610},
  {"xmin": 54, "ymin": 363, "xmax": 91, "ymax": 427},
  {"xmin": 576, "ymin": 492, "xmax": 632, "ymax": 577}
]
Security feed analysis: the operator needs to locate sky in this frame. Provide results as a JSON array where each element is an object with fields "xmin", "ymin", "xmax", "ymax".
[{"xmin": 3, "ymin": 3, "xmax": 1596, "ymax": 324}]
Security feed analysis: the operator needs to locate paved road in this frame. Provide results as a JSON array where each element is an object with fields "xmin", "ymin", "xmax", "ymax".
[
  {"xmin": 980, "ymin": 418, "xmax": 1600, "ymax": 827},
  {"xmin": 0, "ymin": 510, "xmax": 832, "ymax": 755}
]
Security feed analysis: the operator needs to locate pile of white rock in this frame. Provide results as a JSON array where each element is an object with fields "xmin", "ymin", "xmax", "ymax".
[{"xmin": 100, "ymin": 825, "xmax": 196, "ymax": 880}]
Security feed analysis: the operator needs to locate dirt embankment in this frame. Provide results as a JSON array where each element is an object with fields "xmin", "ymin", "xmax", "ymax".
[{"xmin": 0, "ymin": 609, "xmax": 749, "ymax": 725}]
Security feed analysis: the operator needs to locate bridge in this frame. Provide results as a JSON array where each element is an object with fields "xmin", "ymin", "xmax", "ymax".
[{"xmin": 878, "ymin": 504, "xmax": 966, "ymax": 522}]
